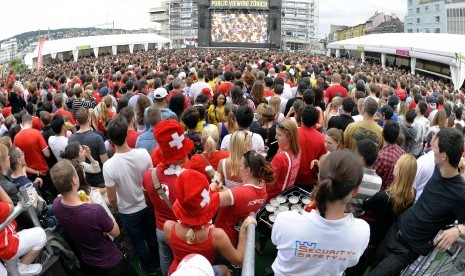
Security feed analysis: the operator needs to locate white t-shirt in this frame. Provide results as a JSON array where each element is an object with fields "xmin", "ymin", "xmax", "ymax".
[
  {"xmin": 190, "ymin": 81, "xmax": 212, "ymax": 102},
  {"xmin": 220, "ymin": 131, "xmax": 264, "ymax": 151},
  {"xmin": 271, "ymin": 210, "xmax": 369, "ymax": 276},
  {"xmin": 412, "ymin": 150, "xmax": 435, "ymax": 201},
  {"xmin": 103, "ymin": 148, "xmax": 153, "ymax": 214},
  {"xmin": 48, "ymin": 136, "xmax": 68, "ymax": 161}
]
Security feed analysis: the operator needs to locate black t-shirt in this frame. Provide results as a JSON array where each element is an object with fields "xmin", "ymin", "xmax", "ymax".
[
  {"xmin": 284, "ymin": 96, "xmax": 303, "ymax": 117},
  {"xmin": 327, "ymin": 114, "xmax": 354, "ymax": 132},
  {"xmin": 68, "ymin": 130, "xmax": 107, "ymax": 186},
  {"xmin": 400, "ymin": 165, "xmax": 465, "ymax": 255}
]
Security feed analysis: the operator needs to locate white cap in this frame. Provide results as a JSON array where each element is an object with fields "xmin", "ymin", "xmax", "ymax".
[{"xmin": 154, "ymin": 88, "xmax": 168, "ymax": 99}]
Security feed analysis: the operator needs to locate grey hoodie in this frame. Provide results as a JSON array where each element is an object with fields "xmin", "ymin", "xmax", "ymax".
[{"xmin": 400, "ymin": 123, "xmax": 417, "ymax": 154}]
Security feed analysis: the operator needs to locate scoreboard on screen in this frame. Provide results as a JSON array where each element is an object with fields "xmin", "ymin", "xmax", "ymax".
[{"xmin": 210, "ymin": 0, "xmax": 269, "ymax": 9}]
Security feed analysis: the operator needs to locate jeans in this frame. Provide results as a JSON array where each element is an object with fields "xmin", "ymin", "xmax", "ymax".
[
  {"xmin": 156, "ymin": 228, "xmax": 173, "ymax": 276},
  {"xmin": 119, "ymin": 208, "xmax": 160, "ymax": 272},
  {"xmin": 368, "ymin": 221, "xmax": 420, "ymax": 276}
]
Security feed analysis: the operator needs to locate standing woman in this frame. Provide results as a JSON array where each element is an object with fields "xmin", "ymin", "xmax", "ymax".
[
  {"xmin": 255, "ymin": 107, "xmax": 278, "ymax": 161},
  {"xmin": 250, "ymin": 81, "xmax": 267, "ymax": 109},
  {"xmin": 271, "ymin": 150, "xmax": 370, "ymax": 275},
  {"xmin": 190, "ymin": 125, "xmax": 229, "ymax": 178},
  {"xmin": 311, "ymin": 128, "xmax": 344, "ymax": 169},
  {"xmin": 135, "ymin": 95, "xmax": 151, "ymax": 133},
  {"xmin": 355, "ymin": 154, "xmax": 417, "ymax": 274},
  {"xmin": 97, "ymin": 96, "xmax": 115, "ymax": 135},
  {"xmin": 267, "ymin": 119, "xmax": 301, "ymax": 201},
  {"xmin": 217, "ymin": 104, "xmax": 238, "ymax": 147},
  {"xmin": 208, "ymin": 93, "xmax": 226, "ymax": 125},
  {"xmin": 217, "ymin": 130, "xmax": 252, "ymax": 189}
]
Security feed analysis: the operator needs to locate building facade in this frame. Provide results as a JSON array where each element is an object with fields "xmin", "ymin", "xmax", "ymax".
[
  {"xmin": 446, "ymin": 0, "xmax": 465, "ymax": 34},
  {"xmin": 0, "ymin": 38, "xmax": 19, "ymax": 65},
  {"xmin": 149, "ymin": 0, "xmax": 319, "ymax": 51},
  {"xmin": 280, "ymin": 0, "xmax": 319, "ymax": 51},
  {"xmin": 334, "ymin": 24, "xmax": 366, "ymax": 41}
]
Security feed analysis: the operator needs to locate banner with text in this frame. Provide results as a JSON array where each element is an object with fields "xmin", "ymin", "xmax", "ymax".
[
  {"xmin": 210, "ymin": 0, "xmax": 269, "ymax": 9},
  {"xmin": 36, "ymin": 37, "xmax": 46, "ymax": 70}
]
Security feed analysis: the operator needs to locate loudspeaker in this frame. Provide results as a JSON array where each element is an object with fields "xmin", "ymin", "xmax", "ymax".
[
  {"xmin": 269, "ymin": 0, "xmax": 281, "ymax": 9},
  {"xmin": 273, "ymin": 16, "xmax": 277, "ymax": 30},
  {"xmin": 197, "ymin": 4, "xmax": 210, "ymax": 47},
  {"xmin": 198, "ymin": 0, "xmax": 209, "ymax": 7}
]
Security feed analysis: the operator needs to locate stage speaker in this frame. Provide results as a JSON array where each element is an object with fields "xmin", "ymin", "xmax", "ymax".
[
  {"xmin": 197, "ymin": 3, "xmax": 210, "ymax": 47},
  {"xmin": 273, "ymin": 16, "xmax": 277, "ymax": 30},
  {"xmin": 269, "ymin": 0, "xmax": 281, "ymax": 9}
]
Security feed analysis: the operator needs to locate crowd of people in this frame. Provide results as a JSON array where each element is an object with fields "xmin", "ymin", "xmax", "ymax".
[{"xmin": 0, "ymin": 48, "xmax": 463, "ymax": 276}]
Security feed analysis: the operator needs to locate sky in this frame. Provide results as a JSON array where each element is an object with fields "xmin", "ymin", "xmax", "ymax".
[{"xmin": 0, "ymin": 0, "xmax": 407, "ymax": 41}]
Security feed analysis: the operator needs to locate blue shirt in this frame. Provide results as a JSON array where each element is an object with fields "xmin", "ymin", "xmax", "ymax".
[{"xmin": 136, "ymin": 127, "xmax": 158, "ymax": 154}]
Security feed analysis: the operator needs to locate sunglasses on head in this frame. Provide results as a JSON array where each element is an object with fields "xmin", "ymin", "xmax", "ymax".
[{"xmin": 277, "ymin": 121, "xmax": 288, "ymax": 132}]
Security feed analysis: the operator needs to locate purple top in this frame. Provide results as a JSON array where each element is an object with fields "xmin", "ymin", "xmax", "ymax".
[{"xmin": 53, "ymin": 198, "xmax": 122, "ymax": 269}]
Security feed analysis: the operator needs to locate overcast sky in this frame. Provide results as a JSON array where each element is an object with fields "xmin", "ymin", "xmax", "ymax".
[{"xmin": 0, "ymin": 0, "xmax": 407, "ymax": 41}]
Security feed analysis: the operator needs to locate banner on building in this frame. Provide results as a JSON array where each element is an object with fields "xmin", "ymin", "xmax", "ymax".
[
  {"xmin": 36, "ymin": 37, "xmax": 46, "ymax": 70},
  {"xmin": 210, "ymin": 0, "xmax": 269, "ymax": 9}
]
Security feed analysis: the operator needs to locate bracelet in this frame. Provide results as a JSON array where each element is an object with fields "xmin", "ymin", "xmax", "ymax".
[{"xmin": 456, "ymin": 224, "xmax": 462, "ymax": 237}]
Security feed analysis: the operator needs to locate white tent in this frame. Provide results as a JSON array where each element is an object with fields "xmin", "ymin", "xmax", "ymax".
[
  {"xmin": 327, "ymin": 33, "xmax": 465, "ymax": 90},
  {"xmin": 25, "ymin": 33, "xmax": 171, "ymax": 68}
]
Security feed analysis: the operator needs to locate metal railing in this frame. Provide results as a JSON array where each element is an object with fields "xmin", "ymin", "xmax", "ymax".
[{"xmin": 241, "ymin": 212, "xmax": 256, "ymax": 276}]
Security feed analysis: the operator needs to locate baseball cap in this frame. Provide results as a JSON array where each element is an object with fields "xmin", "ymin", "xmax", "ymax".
[{"xmin": 154, "ymin": 88, "xmax": 168, "ymax": 99}]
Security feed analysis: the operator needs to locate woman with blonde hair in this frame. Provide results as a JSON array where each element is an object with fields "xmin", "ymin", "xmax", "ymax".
[
  {"xmin": 217, "ymin": 130, "xmax": 252, "ymax": 188},
  {"xmin": 356, "ymin": 154, "xmax": 417, "ymax": 273},
  {"xmin": 190, "ymin": 124, "xmax": 229, "ymax": 179},
  {"xmin": 425, "ymin": 109, "xmax": 447, "ymax": 140},
  {"xmin": 268, "ymin": 96, "xmax": 284, "ymax": 122},
  {"xmin": 135, "ymin": 95, "xmax": 151, "ymax": 132},
  {"xmin": 97, "ymin": 96, "xmax": 115, "ymax": 134},
  {"xmin": 311, "ymin": 128, "xmax": 344, "ymax": 169},
  {"xmin": 267, "ymin": 119, "xmax": 301, "ymax": 201},
  {"xmin": 217, "ymin": 104, "xmax": 238, "ymax": 145},
  {"xmin": 323, "ymin": 96, "xmax": 342, "ymax": 131}
]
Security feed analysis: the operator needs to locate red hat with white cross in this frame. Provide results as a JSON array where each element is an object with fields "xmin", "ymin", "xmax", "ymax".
[{"xmin": 154, "ymin": 119, "xmax": 193, "ymax": 165}]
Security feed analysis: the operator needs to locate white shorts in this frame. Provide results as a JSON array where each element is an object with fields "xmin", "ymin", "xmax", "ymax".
[{"xmin": 8, "ymin": 227, "xmax": 47, "ymax": 261}]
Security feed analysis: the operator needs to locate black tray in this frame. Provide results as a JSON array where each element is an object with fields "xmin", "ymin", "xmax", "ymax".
[{"xmin": 257, "ymin": 186, "xmax": 311, "ymax": 237}]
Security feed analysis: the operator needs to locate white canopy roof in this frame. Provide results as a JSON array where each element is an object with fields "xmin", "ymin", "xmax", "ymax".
[
  {"xmin": 29, "ymin": 33, "xmax": 171, "ymax": 58},
  {"xmin": 328, "ymin": 33, "xmax": 465, "ymax": 89}
]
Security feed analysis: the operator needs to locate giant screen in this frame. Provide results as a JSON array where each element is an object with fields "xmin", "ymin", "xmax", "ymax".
[{"xmin": 211, "ymin": 12, "xmax": 269, "ymax": 44}]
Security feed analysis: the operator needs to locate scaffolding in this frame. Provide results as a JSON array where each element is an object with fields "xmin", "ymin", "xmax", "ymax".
[
  {"xmin": 168, "ymin": 0, "xmax": 198, "ymax": 48},
  {"xmin": 280, "ymin": 0, "xmax": 319, "ymax": 52}
]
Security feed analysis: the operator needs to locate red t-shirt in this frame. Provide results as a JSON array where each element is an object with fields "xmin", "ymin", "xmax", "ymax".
[
  {"xmin": 295, "ymin": 126, "xmax": 327, "ymax": 186},
  {"xmin": 215, "ymin": 185, "xmax": 267, "ymax": 246},
  {"xmin": 142, "ymin": 166, "xmax": 178, "ymax": 230},
  {"xmin": 14, "ymin": 128, "xmax": 49, "ymax": 173},
  {"xmin": 0, "ymin": 202, "xmax": 19, "ymax": 260},
  {"xmin": 264, "ymin": 89, "xmax": 275, "ymax": 98},
  {"xmin": 216, "ymin": 82, "xmax": 234, "ymax": 96},
  {"xmin": 97, "ymin": 111, "xmax": 115, "ymax": 134},
  {"xmin": 126, "ymin": 129, "xmax": 140, "ymax": 148},
  {"xmin": 325, "ymin": 84, "xmax": 348, "ymax": 103},
  {"xmin": 54, "ymin": 108, "xmax": 76, "ymax": 125},
  {"xmin": 268, "ymin": 149, "xmax": 301, "ymax": 201},
  {"xmin": 190, "ymin": 151, "xmax": 229, "ymax": 178}
]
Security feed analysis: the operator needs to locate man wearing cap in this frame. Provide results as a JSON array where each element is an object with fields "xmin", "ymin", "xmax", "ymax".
[
  {"xmin": 142, "ymin": 119, "xmax": 193, "ymax": 276},
  {"xmin": 104, "ymin": 116, "xmax": 160, "ymax": 274},
  {"xmin": 427, "ymin": 97, "xmax": 438, "ymax": 122},
  {"xmin": 152, "ymin": 87, "xmax": 178, "ymax": 121}
]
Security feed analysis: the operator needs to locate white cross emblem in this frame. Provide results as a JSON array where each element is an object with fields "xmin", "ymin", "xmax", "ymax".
[
  {"xmin": 200, "ymin": 189, "xmax": 210, "ymax": 208},
  {"xmin": 169, "ymin": 133, "xmax": 184, "ymax": 149}
]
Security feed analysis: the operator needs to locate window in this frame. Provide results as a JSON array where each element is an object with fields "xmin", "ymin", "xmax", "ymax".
[
  {"xmin": 425, "ymin": 5, "xmax": 429, "ymax": 12},
  {"xmin": 425, "ymin": 28, "xmax": 430, "ymax": 33},
  {"xmin": 417, "ymin": 18, "xmax": 421, "ymax": 23},
  {"xmin": 417, "ymin": 7, "xmax": 421, "ymax": 13},
  {"xmin": 435, "ymin": 4, "xmax": 440, "ymax": 12},
  {"xmin": 435, "ymin": 16, "xmax": 440, "ymax": 23},
  {"xmin": 435, "ymin": 28, "xmax": 440, "ymax": 33},
  {"xmin": 408, "ymin": 0, "xmax": 412, "ymax": 5},
  {"xmin": 417, "ymin": 28, "xmax": 420, "ymax": 32},
  {"xmin": 407, "ymin": 29, "xmax": 413, "ymax": 33}
]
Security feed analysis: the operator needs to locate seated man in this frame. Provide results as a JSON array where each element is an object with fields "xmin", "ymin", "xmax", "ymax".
[{"xmin": 51, "ymin": 160, "xmax": 136, "ymax": 275}]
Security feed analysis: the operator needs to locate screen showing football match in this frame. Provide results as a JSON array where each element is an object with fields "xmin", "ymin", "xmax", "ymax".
[{"xmin": 211, "ymin": 12, "xmax": 269, "ymax": 44}]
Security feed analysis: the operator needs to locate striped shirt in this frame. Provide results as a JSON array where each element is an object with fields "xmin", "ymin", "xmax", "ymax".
[{"xmin": 348, "ymin": 168, "xmax": 382, "ymax": 217}]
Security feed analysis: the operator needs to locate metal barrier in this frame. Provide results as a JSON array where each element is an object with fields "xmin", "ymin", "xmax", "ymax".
[
  {"xmin": 0, "ymin": 186, "xmax": 53, "ymax": 276},
  {"xmin": 241, "ymin": 212, "xmax": 256, "ymax": 276}
]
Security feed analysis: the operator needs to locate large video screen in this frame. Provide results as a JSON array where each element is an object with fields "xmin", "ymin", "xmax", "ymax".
[{"xmin": 211, "ymin": 12, "xmax": 269, "ymax": 44}]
